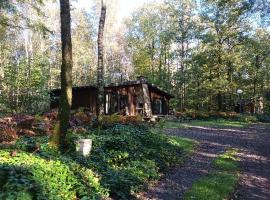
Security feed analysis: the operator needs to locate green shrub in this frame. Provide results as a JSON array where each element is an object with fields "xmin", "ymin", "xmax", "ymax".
[
  {"xmin": 238, "ymin": 115, "xmax": 258, "ymax": 123},
  {"xmin": 0, "ymin": 150, "xmax": 108, "ymax": 200},
  {"xmin": 208, "ymin": 111, "xmax": 227, "ymax": 119},
  {"xmin": 99, "ymin": 114, "xmax": 122, "ymax": 125},
  {"xmin": 71, "ymin": 124, "xmax": 195, "ymax": 199},
  {"xmin": 256, "ymin": 114, "xmax": 270, "ymax": 123},
  {"xmin": 98, "ymin": 114, "xmax": 143, "ymax": 127},
  {"xmin": 156, "ymin": 118, "xmax": 167, "ymax": 128},
  {"xmin": 2, "ymin": 124, "xmax": 195, "ymax": 200},
  {"xmin": 196, "ymin": 112, "xmax": 210, "ymax": 120}
]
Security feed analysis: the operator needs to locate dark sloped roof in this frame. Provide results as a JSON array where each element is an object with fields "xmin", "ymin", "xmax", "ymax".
[
  {"xmin": 105, "ymin": 80, "xmax": 174, "ymax": 98},
  {"xmin": 51, "ymin": 85, "xmax": 97, "ymax": 93},
  {"xmin": 51, "ymin": 80, "xmax": 174, "ymax": 99}
]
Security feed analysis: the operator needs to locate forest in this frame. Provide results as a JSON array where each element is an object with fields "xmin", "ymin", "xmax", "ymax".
[
  {"xmin": 0, "ymin": 0, "xmax": 270, "ymax": 200},
  {"xmin": 1, "ymin": 0, "xmax": 269, "ymax": 114}
]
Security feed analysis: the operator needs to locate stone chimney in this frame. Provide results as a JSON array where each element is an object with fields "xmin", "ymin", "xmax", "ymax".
[{"xmin": 137, "ymin": 76, "xmax": 147, "ymax": 82}]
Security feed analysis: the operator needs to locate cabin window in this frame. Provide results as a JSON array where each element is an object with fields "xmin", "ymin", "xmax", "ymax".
[
  {"xmin": 152, "ymin": 98, "xmax": 163, "ymax": 115},
  {"xmin": 136, "ymin": 94, "xmax": 144, "ymax": 115},
  {"xmin": 105, "ymin": 92, "xmax": 128, "ymax": 115},
  {"xmin": 120, "ymin": 95, "xmax": 128, "ymax": 115},
  {"xmin": 105, "ymin": 94, "xmax": 110, "ymax": 114}
]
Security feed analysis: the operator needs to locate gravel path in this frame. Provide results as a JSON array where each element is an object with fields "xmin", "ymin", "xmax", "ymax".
[{"xmin": 139, "ymin": 124, "xmax": 270, "ymax": 200}]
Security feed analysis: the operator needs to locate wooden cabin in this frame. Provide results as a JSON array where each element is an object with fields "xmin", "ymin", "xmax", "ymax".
[{"xmin": 50, "ymin": 77, "xmax": 173, "ymax": 116}]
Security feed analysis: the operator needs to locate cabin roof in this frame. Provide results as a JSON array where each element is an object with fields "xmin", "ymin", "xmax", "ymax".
[
  {"xmin": 51, "ymin": 80, "xmax": 174, "ymax": 98},
  {"xmin": 105, "ymin": 80, "xmax": 174, "ymax": 98}
]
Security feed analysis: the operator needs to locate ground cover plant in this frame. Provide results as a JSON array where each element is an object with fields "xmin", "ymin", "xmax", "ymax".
[
  {"xmin": 0, "ymin": 122, "xmax": 196, "ymax": 200},
  {"xmin": 0, "ymin": 138, "xmax": 108, "ymax": 200},
  {"xmin": 184, "ymin": 149, "xmax": 239, "ymax": 200},
  {"xmin": 71, "ymin": 124, "xmax": 196, "ymax": 199}
]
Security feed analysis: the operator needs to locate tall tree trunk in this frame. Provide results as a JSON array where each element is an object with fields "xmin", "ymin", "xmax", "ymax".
[
  {"xmin": 151, "ymin": 39, "xmax": 155, "ymax": 80},
  {"xmin": 97, "ymin": 0, "xmax": 106, "ymax": 116},
  {"xmin": 253, "ymin": 55, "xmax": 260, "ymax": 113},
  {"xmin": 51, "ymin": 0, "xmax": 73, "ymax": 150}
]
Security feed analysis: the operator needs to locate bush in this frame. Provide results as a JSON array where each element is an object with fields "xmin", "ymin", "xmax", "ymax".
[
  {"xmin": 196, "ymin": 112, "xmax": 210, "ymax": 120},
  {"xmin": 209, "ymin": 111, "xmax": 227, "ymax": 119},
  {"xmin": 98, "ymin": 114, "xmax": 143, "ymax": 127},
  {"xmin": 186, "ymin": 111, "xmax": 196, "ymax": 119},
  {"xmin": 99, "ymin": 114, "xmax": 122, "ymax": 126},
  {"xmin": 256, "ymin": 114, "xmax": 270, "ymax": 123},
  {"xmin": 238, "ymin": 115, "xmax": 258, "ymax": 123},
  {"xmin": 0, "ymin": 150, "xmax": 108, "ymax": 200},
  {"xmin": 1, "ymin": 124, "xmax": 195, "ymax": 200},
  {"xmin": 71, "ymin": 124, "xmax": 194, "ymax": 199},
  {"xmin": 120, "ymin": 115, "xmax": 143, "ymax": 124},
  {"xmin": 226, "ymin": 112, "xmax": 240, "ymax": 119}
]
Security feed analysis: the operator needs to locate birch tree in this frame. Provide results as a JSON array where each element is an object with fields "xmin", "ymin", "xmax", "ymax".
[{"xmin": 97, "ymin": 0, "xmax": 106, "ymax": 116}]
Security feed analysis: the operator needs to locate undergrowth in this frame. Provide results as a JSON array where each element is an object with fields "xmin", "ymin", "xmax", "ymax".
[{"xmin": 0, "ymin": 123, "xmax": 196, "ymax": 200}]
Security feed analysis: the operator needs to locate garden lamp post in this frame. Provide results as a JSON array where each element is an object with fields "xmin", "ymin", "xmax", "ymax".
[{"xmin": 237, "ymin": 89, "xmax": 243, "ymax": 113}]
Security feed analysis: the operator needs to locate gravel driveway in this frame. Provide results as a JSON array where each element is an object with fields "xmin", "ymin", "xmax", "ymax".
[{"xmin": 139, "ymin": 123, "xmax": 270, "ymax": 200}]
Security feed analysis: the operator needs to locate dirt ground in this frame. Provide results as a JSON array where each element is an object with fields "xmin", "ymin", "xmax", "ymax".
[{"xmin": 139, "ymin": 123, "xmax": 270, "ymax": 200}]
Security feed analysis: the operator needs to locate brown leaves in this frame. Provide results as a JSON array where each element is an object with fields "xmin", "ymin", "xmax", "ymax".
[
  {"xmin": 0, "ymin": 108, "xmax": 95, "ymax": 143},
  {"xmin": 10, "ymin": 150, "xmax": 17, "ymax": 157},
  {"xmin": 0, "ymin": 128, "xmax": 18, "ymax": 143},
  {"xmin": 14, "ymin": 115, "xmax": 35, "ymax": 129}
]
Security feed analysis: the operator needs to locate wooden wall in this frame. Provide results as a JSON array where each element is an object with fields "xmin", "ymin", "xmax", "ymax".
[
  {"xmin": 50, "ymin": 87, "xmax": 98, "ymax": 114},
  {"xmin": 105, "ymin": 85, "xmax": 143, "ymax": 116},
  {"xmin": 50, "ymin": 84, "xmax": 171, "ymax": 116}
]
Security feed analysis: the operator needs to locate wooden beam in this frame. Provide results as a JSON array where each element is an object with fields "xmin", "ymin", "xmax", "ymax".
[{"xmin": 142, "ymin": 83, "xmax": 152, "ymax": 117}]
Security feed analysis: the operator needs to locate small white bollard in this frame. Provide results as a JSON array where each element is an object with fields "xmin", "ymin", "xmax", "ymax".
[{"xmin": 76, "ymin": 139, "xmax": 92, "ymax": 156}]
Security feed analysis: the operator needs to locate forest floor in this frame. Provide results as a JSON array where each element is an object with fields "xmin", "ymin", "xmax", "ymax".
[{"xmin": 139, "ymin": 123, "xmax": 270, "ymax": 200}]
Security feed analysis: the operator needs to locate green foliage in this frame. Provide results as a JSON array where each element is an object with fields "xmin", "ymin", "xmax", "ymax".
[
  {"xmin": 71, "ymin": 124, "xmax": 196, "ymax": 199},
  {"xmin": 1, "ymin": 124, "xmax": 195, "ymax": 200},
  {"xmin": 256, "ymin": 114, "xmax": 270, "ymax": 123},
  {"xmin": 0, "ymin": 56, "xmax": 50, "ymax": 114},
  {"xmin": 0, "ymin": 149, "xmax": 108, "ymax": 200},
  {"xmin": 98, "ymin": 114, "xmax": 143, "ymax": 128},
  {"xmin": 98, "ymin": 114, "xmax": 122, "ymax": 125},
  {"xmin": 238, "ymin": 115, "xmax": 258, "ymax": 123}
]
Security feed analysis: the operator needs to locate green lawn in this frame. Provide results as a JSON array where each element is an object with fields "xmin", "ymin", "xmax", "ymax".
[
  {"xmin": 184, "ymin": 149, "xmax": 239, "ymax": 200},
  {"xmin": 214, "ymin": 149, "xmax": 240, "ymax": 171},
  {"xmin": 163, "ymin": 119, "xmax": 247, "ymax": 129}
]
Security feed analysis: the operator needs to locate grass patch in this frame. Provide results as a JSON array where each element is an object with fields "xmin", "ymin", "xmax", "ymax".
[
  {"xmin": 162, "ymin": 119, "xmax": 247, "ymax": 129},
  {"xmin": 189, "ymin": 120, "xmax": 247, "ymax": 128},
  {"xmin": 184, "ymin": 172, "xmax": 238, "ymax": 200},
  {"xmin": 214, "ymin": 149, "xmax": 239, "ymax": 171},
  {"xmin": 184, "ymin": 149, "xmax": 239, "ymax": 200},
  {"xmin": 168, "ymin": 136, "xmax": 197, "ymax": 155}
]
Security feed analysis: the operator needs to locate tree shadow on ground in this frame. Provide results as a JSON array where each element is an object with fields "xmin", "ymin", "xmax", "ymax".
[{"xmin": 140, "ymin": 123, "xmax": 270, "ymax": 200}]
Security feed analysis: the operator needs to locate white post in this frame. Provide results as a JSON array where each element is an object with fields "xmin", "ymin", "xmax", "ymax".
[{"xmin": 76, "ymin": 139, "xmax": 92, "ymax": 156}]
